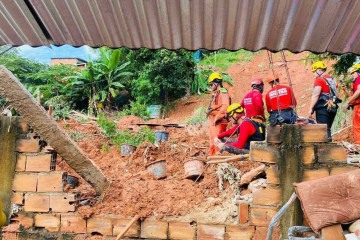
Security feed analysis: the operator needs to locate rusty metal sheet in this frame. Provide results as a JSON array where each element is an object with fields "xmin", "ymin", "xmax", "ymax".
[{"xmin": 0, "ymin": 0, "xmax": 48, "ymax": 46}]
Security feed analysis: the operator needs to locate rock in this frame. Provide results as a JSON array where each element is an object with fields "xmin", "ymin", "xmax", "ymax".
[
  {"xmin": 349, "ymin": 219, "xmax": 360, "ymax": 233},
  {"xmin": 248, "ymin": 178, "xmax": 267, "ymax": 193},
  {"xmin": 240, "ymin": 164, "xmax": 266, "ymax": 186}
]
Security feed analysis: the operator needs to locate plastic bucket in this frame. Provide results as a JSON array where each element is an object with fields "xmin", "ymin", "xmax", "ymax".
[
  {"xmin": 121, "ymin": 144, "xmax": 136, "ymax": 156},
  {"xmin": 155, "ymin": 131, "xmax": 169, "ymax": 143},
  {"xmin": 147, "ymin": 105, "xmax": 161, "ymax": 119},
  {"xmin": 184, "ymin": 160, "xmax": 204, "ymax": 180},
  {"xmin": 146, "ymin": 160, "xmax": 167, "ymax": 180}
]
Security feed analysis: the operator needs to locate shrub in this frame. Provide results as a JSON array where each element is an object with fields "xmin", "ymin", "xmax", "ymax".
[
  {"xmin": 117, "ymin": 101, "xmax": 150, "ymax": 120},
  {"xmin": 186, "ymin": 106, "xmax": 207, "ymax": 125}
]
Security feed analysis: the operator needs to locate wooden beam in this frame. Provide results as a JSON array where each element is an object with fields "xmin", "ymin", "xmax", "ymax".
[{"xmin": 0, "ymin": 66, "xmax": 110, "ymax": 194}]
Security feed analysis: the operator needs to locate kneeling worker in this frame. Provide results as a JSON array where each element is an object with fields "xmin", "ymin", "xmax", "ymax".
[{"xmin": 214, "ymin": 103, "xmax": 265, "ymax": 154}]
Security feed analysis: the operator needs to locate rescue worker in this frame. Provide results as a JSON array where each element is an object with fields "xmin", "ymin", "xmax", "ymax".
[
  {"xmin": 308, "ymin": 61, "xmax": 340, "ymax": 140},
  {"xmin": 265, "ymin": 74, "xmax": 297, "ymax": 126},
  {"xmin": 207, "ymin": 72, "xmax": 231, "ymax": 155},
  {"xmin": 241, "ymin": 79, "xmax": 265, "ymax": 122},
  {"xmin": 214, "ymin": 103, "xmax": 265, "ymax": 154},
  {"xmin": 343, "ymin": 63, "xmax": 360, "ymax": 143}
]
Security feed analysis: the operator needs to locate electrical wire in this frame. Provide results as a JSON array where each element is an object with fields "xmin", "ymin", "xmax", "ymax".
[{"xmin": 280, "ymin": 50, "xmax": 298, "ymax": 115}]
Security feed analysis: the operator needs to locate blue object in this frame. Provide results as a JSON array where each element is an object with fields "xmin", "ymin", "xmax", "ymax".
[
  {"xmin": 193, "ymin": 50, "xmax": 201, "ymax": 63},
  {"xmin": 147, "ymin": 105, "xmax": 161, "ymax": 119},
  {"xmin": 155, "ymin": 131, "xmax": 169, "ymax": 143},
  {"xmin": 121, "ymin": 144, "xmax": 135, "ymax": 156},
  {"xmin": 146, "ymin": 160, "xmax": 166, "ymax": 179}
]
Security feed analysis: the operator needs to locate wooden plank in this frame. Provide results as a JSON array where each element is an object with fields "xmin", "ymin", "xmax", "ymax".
[
  {"xmin": 321, "ymin": 224, "xmax": 345, "ymax": 240},
  {"xmin": 0, "ymin": 66, "xmax": 109, "ymax": 194}
]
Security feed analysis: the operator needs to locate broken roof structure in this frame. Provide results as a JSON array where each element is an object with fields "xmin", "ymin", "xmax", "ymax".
[{"xmin": 0, "ymin": 0, "xmax": 359, "ymax": 54}]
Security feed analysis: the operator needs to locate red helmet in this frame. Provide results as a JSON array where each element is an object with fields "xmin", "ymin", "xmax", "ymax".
[{"xmin": 251, "ymin": 78, "xmax": 264, "ymax": 87}]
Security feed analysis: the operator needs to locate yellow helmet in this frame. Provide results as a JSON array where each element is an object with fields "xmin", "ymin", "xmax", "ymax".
[
  {"xmin": 311, "ymin": 61, "xmax": 327, "ymax": 72},
  {"xmin": 349, "ymin": 63, "xmax": 360, "ymax": 74},
  {"xmin": 208, "ymin": 72, "xmax": 223, "ymax": 84},
  {"xmin": 226, "ymin": 103, "xmax": 244, "ymax": 116}
]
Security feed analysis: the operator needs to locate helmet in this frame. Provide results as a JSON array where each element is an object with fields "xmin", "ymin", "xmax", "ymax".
[
  {"xmin": 349, "ymin": 63, "xmax": 360, "ymax": 74},
  {"xmin": 251, "ymin": 78, "xmax": 264, "ymax": 87},
  {"xmin": 208, "ymin": 72, "xmax": 223, "ymax": 84},
  {"xmin": 311, "ymin": 61, "xmax": 327, "ymax": 72},
  {"xmin": 267, "ymin": 74, "xmax": 279, "ymax": 83},
  {"xmin": 226, "ymin": 103, "xmax": 244, "ymax": 116}
]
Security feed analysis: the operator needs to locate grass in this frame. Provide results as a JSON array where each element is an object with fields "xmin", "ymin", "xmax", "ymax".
[
  {"xmin": 186, "ymin": 106, "xmax": 207, "ymax": 125},
  {"xmin": 331, "ymin": 103, "xmax": 353, "ymax": 134},
  {"xmin": 200, "ymin": 49, "xmax": 258, "ymax": 70}
]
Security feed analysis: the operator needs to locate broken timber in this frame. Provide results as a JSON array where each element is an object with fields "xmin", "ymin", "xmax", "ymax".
[{"xmin": 0, "ymin": 66, "xmax": 110, "ymax": 194}]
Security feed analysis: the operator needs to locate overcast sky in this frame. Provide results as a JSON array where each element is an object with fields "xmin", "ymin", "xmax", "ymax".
[{"xmin": 16, "ymin": 45, "xmax": 99, "ymax": 64}]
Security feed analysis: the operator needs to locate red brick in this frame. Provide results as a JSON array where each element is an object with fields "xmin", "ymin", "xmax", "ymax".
[
  {"xmin": 10, "ymin": 214, "xmax": 34, "ymax": 229},
  {"xmin": 15, "ymin": 154, "xmax": 26, "ymax": 171},
  {"xmin": 225, "ymin": 226, "xmax": 255, "ymax": 240},
  {"xmin": 302, "ymin": 168, "xmax": 329, "ymax": 182},
  {"xmin": 300, "ymin": 124, "xmax": 328, "ymax": 142},
  {"xmin": 141, "ymin": 219, "xmax": 168, "ymax": 239},
  {"xmin": 11, "ymin": 192, "xmax": 24, "ymax": 205},
  {"xmin": 112, "ymin": 217, "xmax": 140, "ymax": 238},
  {"xmin": 266, "ymin": 165, "xmax": 280, "ymax": 185},
  {"xmin": 26, "ymin": 154, "xmax": 52, "ymax": 172},
  {"xmin": 250, "ymin": 207, "xmax": 278, "ymax": 227},
  {"xmin": 50, "ymin": 194, "xmax": 76, "ymax": 212},
  {"xmin": 168, "ymin": 222, "xmax": 196, "ymax": 240},
  {"xmin": 34, "ymin": 214, "xmax": 60, "ymax": 232},
  {"xmin": 24, "ymin": 193, "xmax": 49, "ymax": 212},
  {"xmin": 238, "ymin": 201, "xmax": 249, "ymax": 224},
  {"xmin": 12, "ymin": 173, "xmax": 38, "ymax": 192},
  {"xmin": 317, "ymin": 144, "xmax": 347, "ymax": 163},
  {"xmin": 253, "ymin": 226, "xmax": 280, "ymax": 240},
  {"xmin": 37, "ymin": 172, "xmax": 66, "ymax": 192},
  {"xmin": 15, "ymin": 139, "xmax": 40, "ymax": 153},
  {"xmin": 253, "ymin": 187, "xmax": 281, "ymax": 206},
  {"xmin": 87, "ymin": 216, "xmax": 113, "ymax": 236},
  {"xmin": 250, "ymin": 142, "xmax": 279, "ymax": 163},
  {"xmin": 61, "ymin": 214, "xmax": 86, "ymax": 234},
  {"xmin": 300, "ymin": 145, "xmax": 315, "ymax": 165},
  {"xmin": 330, "ymin": 166, "xmax": 359, "ymax": 176},
  {"xmin": 197, "ymin": 224, "xmax": 225, "ymax": 240}
]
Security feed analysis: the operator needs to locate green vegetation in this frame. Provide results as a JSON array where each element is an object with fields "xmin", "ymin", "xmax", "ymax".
[
  {"xmin": 116, "ymin": 101, "xmax": 150, "ymax": 120},
  {"xmin": 186, "ymin": 106, "xmax": 207, "ymax": 125},
  {"xmin": 200, "ymin": 49, "xmax": 256, "ymax": 70},
  {"xmin": 69, "ymin": 130, "xmax": 85, "ymax": 142}
]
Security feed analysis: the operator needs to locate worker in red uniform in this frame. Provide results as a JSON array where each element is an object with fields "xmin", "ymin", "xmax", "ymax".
[
  {"xmin": 265, "ymin": 74, "xmax": 297, "ymax": 126},
  {"xmin": 207, "ymin": 72, "xmax": 231, "ymax": 156},
  {"xmin": 214, "ymin": 103, "xmax": 265, "ymax": 154},
  {"xmin": 343, "ymin": 63, "xmax": 360, "ymax": 143},
  {"xmin": 241, "ymin": 79, "xmax": 265, "ymax": 122},
  {"xmin": 308, "ymin": 61, "xmax": 340, "ymax": 141}
]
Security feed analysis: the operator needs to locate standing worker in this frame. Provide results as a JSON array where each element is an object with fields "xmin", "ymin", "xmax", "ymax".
[
  {"xmin": 207, "ymin": 72, "xmax": 231, "ymax": 155},
  {"xmin": 241, "ymin": 79, "xmax": 265, "ymax": 122},
  {"xmin": 343, "ymin": 63, "xmax": 360, "ymax": 143},
  {"xmin": 308, "ymin": 61, "xmax": 340, "ymax": 141},
  {"xmin": 265, "ymin": 74, "xmax": 297, "ymax": 126}
]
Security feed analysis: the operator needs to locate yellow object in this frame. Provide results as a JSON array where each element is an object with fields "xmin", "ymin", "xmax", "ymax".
[
  {"xmin": 349, "ymin": 63, "xmax": 360, "ymax": 74},
  {"xmin": 208, "ymin": 72, "xmax": 223, "ymax": 83},
  {"xmin": 0, "ymin": 198, "xmax": 6, "ymax": 227},
  {"xmin": 226, "ymin": 103, "xmax": 244, "ymax": 116},
  {"xmin": 311, "ymin": 61, "xmax": 327, "ymax": 72}
]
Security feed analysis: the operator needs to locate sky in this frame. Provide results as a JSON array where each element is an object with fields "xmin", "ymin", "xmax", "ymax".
[{"xmin": 15, "ymin": 45, "xmax": 99, "ymax": 65}]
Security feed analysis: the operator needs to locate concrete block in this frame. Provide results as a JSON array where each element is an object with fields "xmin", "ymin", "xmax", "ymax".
[
  {"xmin": 12, "ymin": 173, "xmax": 38, "ymax": 192},
  {"xmin": 317, "ymin": 143, "xmax": 347, "ymax": 163},
  {"xmin": 300, "ymin": 124, "xmax": 328, "ymax": 143},
  {"xmin": 15, "ymin": 154, "xmax": 26, "ymax": 171},
  {"xmin": 302, "ymin": 168, "xmax": 329, "ymax": 182},
  {"xmin": 34, "ymin": 214, "xmax": 60, "ymax": 232},
  {"xmin": 250, "ymin": 142, "xmax": 279, "ymax": 163},
  {"xmin": 266, "ymin": 125, "xmax": 281, "ymax": 143},
  {"xmin": 253, "ymin": 187, "xmax": 281, "ymax": 206},
  {"xmin": 141, "ymin": 220, "xmax": 168, "ymax": 239},
  {"xmin": 15, "ymin": 139, "xmax": 40, "ymax": 153},
  {"xmin": 330, "ymin": 166, "xmax": 359, "ymax": 176},
  {"xmin": 87, "ymin": 216, "xmax": 113, "ymax": 236},
  {"xmin": 238, "ymin": 201, "xmax": 249, "ymax": 224},
  {"xmin": 61, "ymin": 214, "xmax": 86, "ymax": 234},
  {"xmin": 265, "ymin": 165, "xmax": 280, "ymax": 185},
  {"xmin": 24, "ymin": 193, "xmax": 49, "ymax": 212},
  {"xmin": 37, "ymin": 172, "xmax": 66, "ymax": 192},
  {"xmin": 197, "ymin": 224, "xmax": 225, "ymax": 240},
  {"xmin": 11, "ymin": 192, "xmax": 24, "ymax": 205},
  {"xmin": 249, "ymin": 207, "xmax": 278, "ymax": 227},
  {"xmin": 300, "ymin": 145, "xmax": 315, "ymax": 165},
  {"xmin": 253, "ymin": 226, "xmax": 280, "ymax": 240},
  {"xmin": 26, "ymin": 154, "xmax": 52, "ymax": 172},
  {"xmin": 50, "ymin": 193, "xmax": 76, "ymax": 213},
  {"xmin": 168, "ymin": 222, "xmax": 196, "ymax": 240},
  {"xmin": 225, "ymin": 226, "xmax": 255, "ymax": 240},
  {"xmin": 112, "ymin": 217, "xmax": 140, "ymax": 238}
]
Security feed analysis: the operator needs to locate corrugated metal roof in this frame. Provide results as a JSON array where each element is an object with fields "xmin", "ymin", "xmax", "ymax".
[{"xmin": 0, "ymin": 0, "xmax": 359, "ymax": 54}]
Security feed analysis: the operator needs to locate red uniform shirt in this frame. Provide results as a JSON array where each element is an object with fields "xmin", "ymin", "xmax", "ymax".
[
  {"xmin": 218, "ymin": 121, "xmax": 256, "ymax": 149},
  {"xmin": 351, "ymin": 76, "xmax": 360, "ymax": 105},
  {"xmin": 241, "ymin": 90, "xmax": 265, "ymax": 119},
  {"xmin": 314, "ymin": 74, "xmax": 335, "ymax": 94},
  {"xmin": 265, "ymin": 84, "xmax": 297, "ymax": 112}
]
